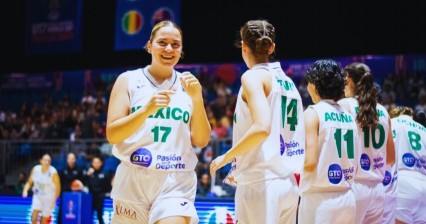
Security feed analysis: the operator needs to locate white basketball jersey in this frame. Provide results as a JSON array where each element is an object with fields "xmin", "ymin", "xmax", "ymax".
[
  {"xmin": 300, "ymin": 101, "xmax": 358, "ymax": 193},
  {"xmin": 112, "ymin": 67, "xmax": 198, "ymax": 171},
  {"xmin": 225, "ymin": 63, "xmax": 290, "ymax": 186},
  {"xmin": 392, "ymin": 115, "xmax": 426, "ymax": 176},
  {"xmin": 32, "ymin": 165, "xmax": 57, "ymax": 197},
  {"xmin": 269, "ymin": 62, "xmax": 305, "ymax": 174},
  {"xmin": 338, "ymin": 98, "xmax": 390, "ymax": 182}
]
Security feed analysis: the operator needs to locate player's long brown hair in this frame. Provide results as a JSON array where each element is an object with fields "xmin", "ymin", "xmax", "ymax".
[{"xmin": 344, "ymin": 63, "xmax": 378, "ymax": 128}]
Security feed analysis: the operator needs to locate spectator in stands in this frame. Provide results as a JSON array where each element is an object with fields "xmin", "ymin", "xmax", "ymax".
[
  {"xmin": 22, "ymin": 154, "xmax": 61, "ymax": 224},
  {"xmin": 14, "ymin": 171, "xmax": 26, "ymax": 195},
  {"xmin": 86, "ymin": 156, "xmax": 113, "ymax": 224},
  {"xmin": 415, "ymin": 94, "xmax": 426, "ymax": 115},
  {"xmin": 196, "ymin": 172, "xmax": 213, "ymax": 198},
  {"xmin": 81, "ymin": 90, "xmax": 95, "ymax": 105},
  {"xmin": 84, "ymin": 142, "xmax": 101, "ymax": 164},
  {"xmin": 0, "ymin": 174, "xmax": 7, "ymax": 195}
]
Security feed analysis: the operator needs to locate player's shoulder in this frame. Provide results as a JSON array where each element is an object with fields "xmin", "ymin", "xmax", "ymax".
[{"xmin": 49, "ymin": 166, "xmax": 58, "ymax": 173}]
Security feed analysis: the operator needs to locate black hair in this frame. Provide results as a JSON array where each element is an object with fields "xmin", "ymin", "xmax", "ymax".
[{"xmin": 305, "ymin": 59, "xmax": 345, "ymax": 101}]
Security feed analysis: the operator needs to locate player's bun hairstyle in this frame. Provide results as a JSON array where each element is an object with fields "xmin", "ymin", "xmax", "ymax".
[
  {"xmin": 344, "ymin": 62, "xmax": 379, "ymax": 128},
  {"xmin": 235, "ymin": 19, "xmax": 275, "ymax": 62},
  {"xmin": 305, "ymin": 59, "xmax": 345, "ymax": 101}
]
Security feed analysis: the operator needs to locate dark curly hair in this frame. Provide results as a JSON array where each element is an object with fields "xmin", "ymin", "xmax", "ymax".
[
  {"xmin": 235, "ymin": 20, "xmax": 275, "ymax": 63},
  {"xmin": 305, "ymin": 59, "xmax": 345, "ymax": 101},
  {"xmin": 344, "ymin": 62, "xmax": 378, "ymax": 128}
]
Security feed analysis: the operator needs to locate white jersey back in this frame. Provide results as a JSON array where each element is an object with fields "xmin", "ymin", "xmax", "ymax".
[
  {"xmin": 226, "ymin": 63, "xmax": 289, "ymax": 185},
  {"xmin": 392, "ymin": 115, "xmax": 426, "ymax": 176},
  {"xmin": 338, "ymin": 98, "xmax": 390, "ymax": 182},
  {"xmin": 300, "ymin": 101, "xmax": 358, "ymax": 193},
  {"xmin": 32, "ymin": 165, "xmax": 57, "ymax": 197},
  {"xmin": 269, "ymin": 62, "xmax": 305, "ymax": 173},
  {"xmin": 112, "ymin": 67, "xmax": 198, "ymax": 171}
]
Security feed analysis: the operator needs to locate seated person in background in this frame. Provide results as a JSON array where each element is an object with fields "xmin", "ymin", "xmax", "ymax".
[
  {"xmin": 59, "ymin": 152, "xmax": 86, "ymax": 192},
  {"xmin": 86, "ymin": 156, "xmax": 113, "ymax": 224},
  {"xmin": 15, "ymin": 171, "xmax": 26, "ymax": 196},
  {"xmin": 58, "ymin": 152, "xmax": 86, "ymax": 224},
  {"xmin": 196, "ymin": 172, "xmax": 213, "ymax": 198}
]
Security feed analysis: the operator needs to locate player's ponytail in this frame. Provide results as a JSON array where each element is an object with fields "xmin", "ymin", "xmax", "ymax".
[
  {"xmin": 355, "ymin": 72, "xmax": 379, "ymax": 128},
  {"xmin": 344, "ymin": 63, "xmax": 379, "ymax": 128}
]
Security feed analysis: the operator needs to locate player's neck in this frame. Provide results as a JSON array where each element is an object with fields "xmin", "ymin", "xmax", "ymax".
[{"xmin": 147, "ymin": 65, "xmax": 173, "ymax": 83}]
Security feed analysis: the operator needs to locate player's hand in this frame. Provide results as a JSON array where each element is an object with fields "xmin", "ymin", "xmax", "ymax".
[
  {"xmin": 146, "ymin": 90, "xmax": 176, "ymax": 114},
  {"xmin": 22, "ymin": 190, "xmax": 28, "ymax": 198},
  {"xmin": 86, "ymin": 167, "xmax": 95, "ymax": 176},
  {"xmin": 180, "ymin": 72, "xmax": 202, "ymax": 100},
  {"xmin": 210, "ymin": 155, "xmax": 231, "ymax": 177}
]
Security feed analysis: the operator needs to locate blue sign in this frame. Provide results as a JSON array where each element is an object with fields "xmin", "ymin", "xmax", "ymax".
[
  {"xmin": 115, "ymin": 0, "xmax": 181, "ymax": 50},
  {"xmin": 62, "ymin": 192, "xmax": 92, "ymax": 224},
  {"xmin": 25, "ymin": 0, "xmax": 83, "ymax": 54}
]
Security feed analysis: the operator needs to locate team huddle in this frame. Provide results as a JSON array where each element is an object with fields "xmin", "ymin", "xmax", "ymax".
[{"xmin": 22, "ymin": 19, "xmax": 425, "ymax": 224}]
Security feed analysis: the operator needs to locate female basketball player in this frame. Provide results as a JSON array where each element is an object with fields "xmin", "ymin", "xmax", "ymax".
[
  {"xmin": 338, "ymin": 62, "xmax": 395, "ymax": 224},
  {"xmin": 298, "ymin": 59, "xmax": 358, "ymax": 224},
  {"xmin": 106, "ymin": 21, "xmax": 211, "ymax": 224},
  {"xmin": 390, "ymin": 106, "xmax": 426, "ymax": 224},
  {"xmin": 22, "ymin": 153, "xmax": 61, "ymax": 224},
  {"xmin": 210, "ymin": 20, "xmax": 299, "ymax": 224}
]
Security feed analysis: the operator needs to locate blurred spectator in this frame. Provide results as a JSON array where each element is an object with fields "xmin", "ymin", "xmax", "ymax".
[
  {"xmin": 196, "ymin": 172, "xmax": 214, "ymax": 198},
  {"xmin": 70, "ymin": 124, "xmax": 82, "ymax": 142},
  {"xmin": 84, "ymin": 142, "xmax": 101, "ymax": 163},
  {"xmin": 59, "ymin": 152, "xmax": 86, "ymax": 192},
  {"xmin": 0, "ymin": 174, "xmax": 6, "ymax": 195},
  {"xmin": 81, "ymin": 106, "xmax": 99, "ymax": 138},
  {"xmin": 94, "ymin": 76, "xmax": 107, "ymax": 92},
  {"xmin": 414, "ymin": 95, "xmax": 426, "ymax": 114},
  {"xmin": 212, "ymin": 119, "xmax": 228, "ymax": 139},
  {"xmin": 415, "ymin": 110, "xmax": 426, "ymax": 128},
  {"xmin": 81, "ymin": 90, "xmax": 95, "ymax": 105},
  {"xmin": 209, "ymin": 93, "xmax": 227, "ymax": 121},
  {"xmin": 58, "ymin": 152, "xmax": 86, "ymax": 224},
  {"xmin": 0, "ymin": 107, "xmax": 6, "ymax": 123},
  {"xmin": 86, "ymin": 156, "xmax": 113, "ymax": 224},
  {"xmin": 14, "ymin": 171, "xmax": 26, "ymax": 195}
]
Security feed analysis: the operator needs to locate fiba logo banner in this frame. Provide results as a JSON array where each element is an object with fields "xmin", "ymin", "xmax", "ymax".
[
  {"xmin": 65, "ymin": 200, "xmax": 76, "ymax": 219},
  {"xmin": 402, "ymin": 153, "xmax": 416, "ymax": 167},
  {"xmin": 382, "ymin": 170, "xmax": 392, "ymax": 186},
  {"xmin": 207, "ymin": 207, "xmax": 235, "ymax": 224},
  {"xmin": 131, "ymin": 148, "xmax": 152, "ymax": 167},
  {"xmin": 360, "ymin": 153, "xmax": 371, "ymax": 171},
  {"xmin": 122, "ymin": 10, "xmax": 143, "ymax": 35},
  {"xmin": 328, "ymin": 164, "xmax": 343, "ymax": 184},
  {"xmin": 280, "ymin": 135, "xmax": 285, "ymax": 156}
]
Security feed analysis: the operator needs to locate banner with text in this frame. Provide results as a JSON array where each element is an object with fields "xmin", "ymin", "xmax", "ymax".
[{"xmin": 25, "ymin": 0, "xmax": 83, "ymax": 54}]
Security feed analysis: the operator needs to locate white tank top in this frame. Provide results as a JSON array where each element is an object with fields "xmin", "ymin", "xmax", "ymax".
[
  {"xmin": 32, "ymin": 165, "xmax": 57, "ymax": 197},
  {"xmin": 392, "ymin": 115, "xmax": 426, "ymax": 176},
  {"xmin": 300, "ymin": 101, "xmax": 358, "ymax": 193},
  {"xmin": 338, "ymin": 98, "xmax": 390, "ymax": 182},
  {"xmin": 269, "ymin": 62, "xmax": 305, "ymax": 174},
  {"xmin": 225, "ymin": 63, "xmax": 290, "ymax": 186},
  {"xmin": 112, "ymin": 67, "xmax": 198, "ymax": 171}
]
